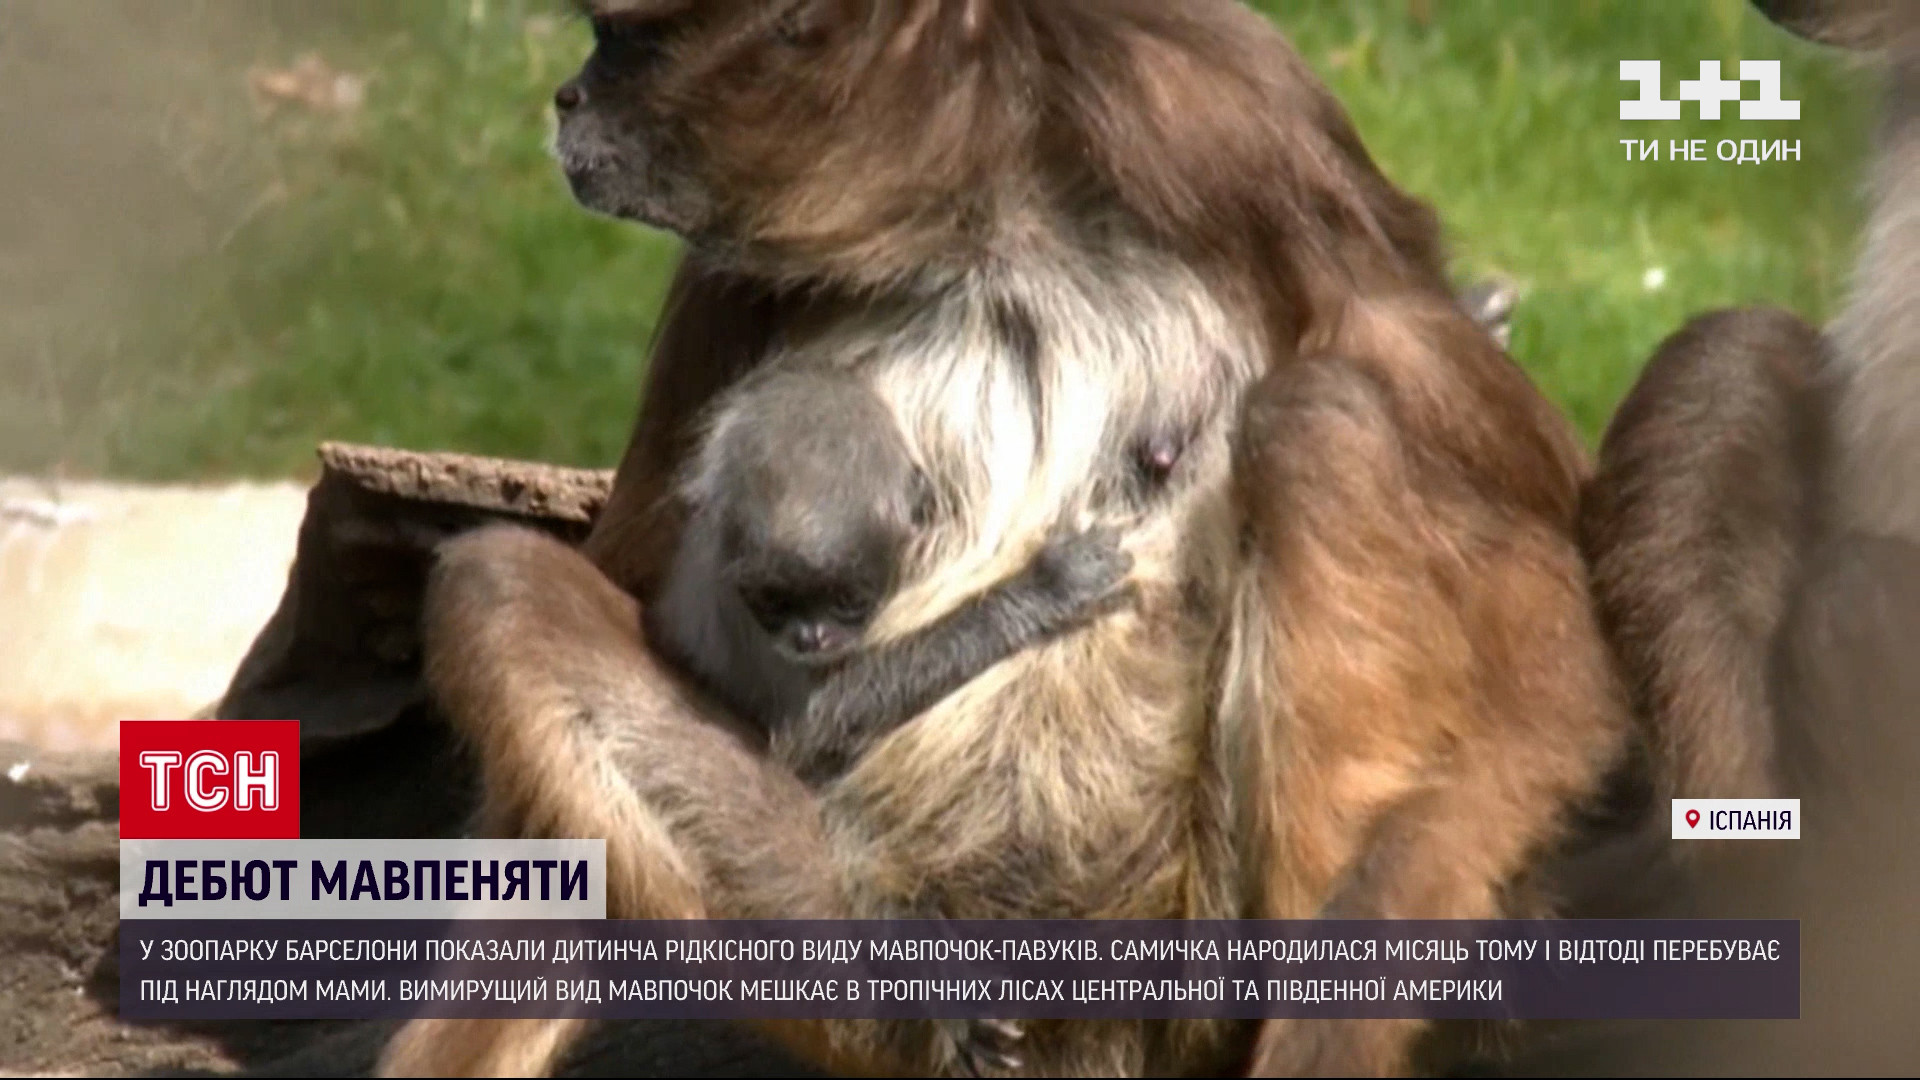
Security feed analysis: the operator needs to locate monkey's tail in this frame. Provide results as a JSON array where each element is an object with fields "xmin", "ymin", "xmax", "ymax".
[{"xmin": 1562, "ymin": 306, "xmax": 1829, "ymax": 913}]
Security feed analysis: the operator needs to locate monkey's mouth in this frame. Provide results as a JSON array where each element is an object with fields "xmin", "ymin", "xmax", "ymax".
[
  {"xmin": 556, "ymin": 151, "xmax": 636, "ymax": 215},
  {"xmin": 564, "ymin": 162, "xmax": 710, "ymax": 241},
  {"xmin": 552, "ymin": 125, "xmax": 614, "ymax": 184},
  {"xmin": 553, "ymin": 128, "xmax": 707, "ymax": 238},
  {"xmin": 558, "ymin": 159, "xmax": 621, "ymax": 211}
]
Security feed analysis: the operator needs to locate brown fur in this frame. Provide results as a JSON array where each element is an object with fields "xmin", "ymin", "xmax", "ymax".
[
  {"xmin": 1233, "ymin": 300, "xmax": 1624, "ymax": 1075},
  {"xmin": 380, "ymin": 3, "xmax": 1631, "ymax": 1076}
]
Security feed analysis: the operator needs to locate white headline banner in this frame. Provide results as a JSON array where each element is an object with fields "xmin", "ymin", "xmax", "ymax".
[{"xmin": 122, "ymin": 838, "xmax": 607, "ymax": 919}]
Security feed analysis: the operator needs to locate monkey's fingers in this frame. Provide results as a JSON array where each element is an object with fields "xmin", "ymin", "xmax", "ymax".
[
  {"xmin": 1033, "ymin": 525, "xmax": 1134, "ymax": 597},
  {"xmin": 1047, "ymin": 580, "xmax": 1142, "ymax": 635}
]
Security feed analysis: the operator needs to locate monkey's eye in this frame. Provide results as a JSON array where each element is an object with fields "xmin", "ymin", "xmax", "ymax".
[
  {"xmin": 770, "ymin": 2, "xmax": 828, "ymax": 48},
  {"xmin": 738, "ymin": 582, "xmax": 802, "ymax": 627},
  {"xmin": 828, "ymin": 597, "xmax": 877, "ymax": 627},
  {"xmin": 591, "ymin": 15, "xmax": 669, "ymax": 65}
]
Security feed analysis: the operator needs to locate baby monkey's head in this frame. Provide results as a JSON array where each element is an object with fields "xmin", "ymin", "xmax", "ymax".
[{"xmin": 691, "ymin": 370, "xmax": 933, "ymax": 664}]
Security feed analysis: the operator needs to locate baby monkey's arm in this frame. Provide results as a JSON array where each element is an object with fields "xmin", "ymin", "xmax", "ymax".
[{"xmin": 775, "ymin": 526, "xmax": 1134, "ymax": 785}]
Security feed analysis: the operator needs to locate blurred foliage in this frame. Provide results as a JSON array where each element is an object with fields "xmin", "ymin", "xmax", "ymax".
[{"xmin": 0, "ymin": 0, "xmax": 1878, "ymax": 479}]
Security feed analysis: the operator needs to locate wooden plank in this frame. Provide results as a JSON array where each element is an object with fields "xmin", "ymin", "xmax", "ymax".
[{"xmin": 215, "ymin": 444, "xmax": 613, "ymax": 744}]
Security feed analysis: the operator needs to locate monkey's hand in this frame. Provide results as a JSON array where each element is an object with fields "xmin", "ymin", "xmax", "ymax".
[
  {"xmin": 942, "ymin": 1017, "xmax": 1025, "ymax": 1077},
  {"xmin": 1023, "ymin": 525, "xmax": 1137, "ymax": 630}
]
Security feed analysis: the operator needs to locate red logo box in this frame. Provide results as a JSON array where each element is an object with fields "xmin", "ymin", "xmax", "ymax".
[{"xmin": 120, "ymin": 721, "xmax": 300, "ymax": 839}]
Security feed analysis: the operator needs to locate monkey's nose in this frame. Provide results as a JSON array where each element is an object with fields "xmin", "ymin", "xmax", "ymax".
[{"xmin": 554, "ymin": 81, "xmax": 585, "ymax": 112}]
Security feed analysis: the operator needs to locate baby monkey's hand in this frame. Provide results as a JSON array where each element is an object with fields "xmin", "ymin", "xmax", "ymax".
[{"xmin": 1023, "ymin": 524, "xmax": 1137, "ymax": 630}]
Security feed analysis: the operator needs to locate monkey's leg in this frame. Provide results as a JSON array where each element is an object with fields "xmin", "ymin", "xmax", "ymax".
[
  {"xmin": 1256, "ymin": 739, "xmax": 1612, "ymax": 1076},
  {"xmin": 378, "ymin": 524, "xmax": 870, "ymax": 1078},
  {"xmin": 1245, "ymin": 697, "xmax": 1627, "ymax": 1078},
  {"xmin": 1231, "ymin": 354, "xmax": 1629, "ymax": 1077}
]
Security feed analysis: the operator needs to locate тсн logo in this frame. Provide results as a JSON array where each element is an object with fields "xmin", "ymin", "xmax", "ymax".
[{"xmin": 120, "ymin": 720, "xmax": 300, "ymax": 839}]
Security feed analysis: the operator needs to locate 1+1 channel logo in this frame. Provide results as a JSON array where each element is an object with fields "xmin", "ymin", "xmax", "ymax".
[{"xmin": 1617, "ymin": 59, "xmax": 1801, "ymax": 165}]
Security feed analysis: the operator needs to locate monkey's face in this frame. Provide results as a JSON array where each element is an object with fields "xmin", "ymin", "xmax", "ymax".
[
  {"xmin": 725, "ymin": 519, "xmax": 900, "ymax": 665},
  {"xmin": 735, "ymin": 570, "xmax": 878, "ymax": 661},
  {"xmin": 557, "ymin": 1, "xmax": 1030, "ymax": 274},
  {"xmin": 553, "ymin": 1, "xmax": 735, "ymax": 236},
  {"xmin": 721, "ymin": 461, "xmax": 933, "ymax": 665}
]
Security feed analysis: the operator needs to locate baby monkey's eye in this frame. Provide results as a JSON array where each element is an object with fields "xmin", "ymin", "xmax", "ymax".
[
  {"xmin": 828, "ymin": 595, "xmax": 879, "ymax": 627},
  {"xmin": 908, "ymin": 467, "xmax": 936, "ymax": 529}
]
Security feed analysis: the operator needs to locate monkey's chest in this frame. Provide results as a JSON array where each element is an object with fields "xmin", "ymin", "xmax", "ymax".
[{"xmin": 826, "ymin": 637, "xmax": 1230, "ymax": 922}]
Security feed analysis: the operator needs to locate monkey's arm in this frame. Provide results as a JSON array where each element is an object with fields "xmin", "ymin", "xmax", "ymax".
[
  {"xmin": 777, "ymin": 527, "xmax": 1134, "ymax": 785},
  {"xmin": 383, "ymin": 524, "xmax": 873, "ymax": 1078},
  {"xmin": 1230, "ymin": 345, "xmax": 1630, "ymax": 1077}
]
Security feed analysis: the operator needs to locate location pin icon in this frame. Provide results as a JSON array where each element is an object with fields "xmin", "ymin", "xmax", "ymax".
[{"xmin": 1685, "ymin": 808, "xmax": 1701, "ymax": 828}]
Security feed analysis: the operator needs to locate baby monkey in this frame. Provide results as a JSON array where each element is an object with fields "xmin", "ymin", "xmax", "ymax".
[{"xmin": 645, "ymin": 368, "xmax": 1138, "ymax": 787}]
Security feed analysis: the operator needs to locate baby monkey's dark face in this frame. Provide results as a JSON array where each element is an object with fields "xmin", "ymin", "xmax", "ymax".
[
  {"xmin": 703, "ymin": 371, "xmax": 935, "ymax": 665},
  {"xmin": 724, "ymin": 464, "xmax": 933, "ymax": 664}
]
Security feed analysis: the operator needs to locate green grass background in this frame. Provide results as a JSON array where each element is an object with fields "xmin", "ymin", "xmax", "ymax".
[{"xmin": 0, "ymin": 0, "xmax": 1879, "ymax": 481}]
